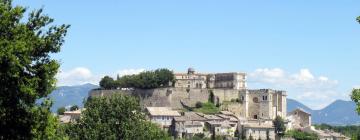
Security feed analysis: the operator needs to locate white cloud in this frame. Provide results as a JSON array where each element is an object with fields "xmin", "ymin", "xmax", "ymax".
[
  {"xmin": 56, "ymin": 67, "xmax": 100, "ymax": 86},
  {"xmin": 291, "ymin": 69, "xmax": 314, "ymax": 81},
  {"xmin": 248, "ymin": 68, "xmax": 341, "ymax": 109},
  {"xmin": 116, "ymin": 69, "xmax": 145, "ymax": 77},
  {"xmin": 56, "ymin": 67, "xmax": 146, "ymax": 86},
  {"xmin": 318, "ymin": 76, "xmax": 329, "ymax": 81}
]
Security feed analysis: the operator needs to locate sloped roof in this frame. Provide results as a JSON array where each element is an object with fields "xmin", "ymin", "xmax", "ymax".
[{"xmin": 146, "ymin": 107, "xmax": 181, "ymax": 116}]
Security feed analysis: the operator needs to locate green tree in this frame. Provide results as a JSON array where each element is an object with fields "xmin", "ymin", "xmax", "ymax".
[
  {"xmin": 70, "ymin": 105, "xmax": 79, "ymax": 111},
  {"xmin": 57, "ymin": 107, "xmax": 66, "ymax": 115},
  {"xmin": 284, "ymin": 130, "xmax": 318, "ymax": 140},
  {"xmin": 66, "ymin": 94, "xmax": 170, "ymax": 140},
  {"xmin": 357, "ymin": 16, "xmax": 360, "ymax": 24},
  {"xmin": 99, "ymin": 75, "xmax": 116, "ymax": 89},
  {"xmin": 102, "ymin": 68, "xmax": 175, "ymax": 89},
  {"xmin": 273, "ymin": 116, "xmax": 286, "ymax": 138},
  {"xmin": 154, "ymin": 68, "xmax": 175, "ymax": 87},
  {"xmin": 0, "ymin": 0, "xmax": 69, "ymax": 139},
  {"xmin": 351, "ymin": 88, "xmax": 360, "ymax": 115}
]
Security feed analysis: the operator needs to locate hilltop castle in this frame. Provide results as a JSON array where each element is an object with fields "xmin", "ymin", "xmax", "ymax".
[
  {"xmin": 174, "ymin": 68, "xmax": 286, "ymax": 120},
  {"xmin": 89, "ymin": 68, "xmax": 288, "ymax": 139},
  {"xmin": 174, "ymin": 67, "xmax": 246, "ymax": 89}
]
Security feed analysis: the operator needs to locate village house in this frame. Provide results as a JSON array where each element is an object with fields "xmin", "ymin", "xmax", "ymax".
[
  {"xmin": 145, "ymin": 107, "xmax": 181, "ymax": 130},
  {"xmin": 171, "ymin": 112, "xmax": 207, "ymax": 138},
  {"xmin": 287, "ymin": 108, "xmax": 350, "ymax": 140},
  {"xmin": 170, "ymin": 111, "xmax": 240, "ymax": 139},
  {"xmin": 287, "ymin": 108, "xmax": 311, "ymax": 130},
  {"xmin": 240, "ymin": 122, "xmax": 275, "ymax": 140},
  {"xmin": 59, "ymin": 109, "xmax": 84, "ymax": 123}
]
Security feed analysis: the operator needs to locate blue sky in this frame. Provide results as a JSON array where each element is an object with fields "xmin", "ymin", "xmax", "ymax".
[{"xmin": 14, "ymin": 0, "xmax": 360, "ymax": 109}]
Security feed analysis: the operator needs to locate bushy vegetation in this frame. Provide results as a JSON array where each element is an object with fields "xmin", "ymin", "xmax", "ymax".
[
  {"xmin": 57, "ymin": 107, "xmax": 66, "ymax": 115},
  {"xmin": 351, "ymin": 88, "xmax": 360, "ymax": 115},
  {"xmin": 99, "ymin": 68, "xmax": 175, "ymax": 89},
  {"xmin": 193, "ymin": 102, "xmax": 220, "ymax": 114},
  {"xmin": 63, "ymin": 94, "xmax": 171, "ymax": 140},
  {"xmin": 0, "ymin": 0, "xmax": 70, "ymax": 139},
  {"xmin": 284, "ymin": 130, "xmax": 318, "ymax": 140},
  {"xmin": 314, "ymin": 124, "xmax": 360, "ymax": 140},
  {"xmin": 273, "ymin": 116, "xmax": 286, "ymax": 137}
]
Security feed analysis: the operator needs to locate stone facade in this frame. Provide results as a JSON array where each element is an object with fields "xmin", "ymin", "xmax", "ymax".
[
  {"xmin": 240, "ymin": 122, "xmax": 275, "ymax": 140},
  {"xmin": 89, "ymin": 88, "xmax": 287, "ymax": 120},
  {"xmin": 287, "ymin": 108, "xmax": 311, "ymax": 129},
  {"xmin": 174, "ymin": 68, "xmax": 246, "ymax": 90}
]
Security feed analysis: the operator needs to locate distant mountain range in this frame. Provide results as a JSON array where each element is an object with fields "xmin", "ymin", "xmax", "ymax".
[
  {"xmin": 287, "ymin": 99, "xmax": 360, "ymax": 125},
  {"xmin": 47, "ymin": 84, "xmax": 360, "ymax": 125},
  {"xmin": 48, "ymin": 83, "xmax": 99, "ymax": 112}
]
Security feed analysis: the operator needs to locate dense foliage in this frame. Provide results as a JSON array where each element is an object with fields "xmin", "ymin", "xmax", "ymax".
[
  {"xmin": 351, "ymin": 88, "xmax": 360, "ymax": 115},
  {"xmin": 99, "ymin": 76, "xmax": 117, "ymax": 89},
  {"xmin": 64, "ymin": 94, "xmax": 171, "ymax": 140},
  {"xmin": 69, "ymin": 105, "xmax": 79, "ymax": 111},
  {"xmin": 57, "ymin": 107, "xmax": 66, "ymax": 115},
  {"xmin": 357, "ymin": 16, "xmax": 360, "ymax": 24},
  {"xmin": 314, "ymin": 124, "xmax": 360, "ymax": 140},
  {"xmin": 273, "ymin": 116, "xmax": 286, "ymax": 137},
  {"xmin": 0, "ymin": 0, "xmax": 69, "ymax": 139},
  {"xmin": 99, "ymin": 68, "xmax": 174, "ymax": 89},
  {"xmin": 284, "ymin": 130, "xmax": 318, "ymax": 140}
]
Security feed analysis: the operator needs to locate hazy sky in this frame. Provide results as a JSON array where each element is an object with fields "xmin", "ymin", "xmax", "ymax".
[{"xmin": 14, "ymin": 0, "xmax": 360, "ymax": 109}]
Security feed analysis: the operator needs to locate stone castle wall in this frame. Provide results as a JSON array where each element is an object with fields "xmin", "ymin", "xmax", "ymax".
[
  {"xmin": 89, "ymin": 88, "xmax": 241, "ymax": 110},
  {"xmin": 89, "ymin": 88, "xmax": 287, "ymax": 119}
]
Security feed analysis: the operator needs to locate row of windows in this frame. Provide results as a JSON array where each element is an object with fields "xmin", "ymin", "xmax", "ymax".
[{"xmin": 153, "ymin": 116, "xmax": 173, "ymax": 120}]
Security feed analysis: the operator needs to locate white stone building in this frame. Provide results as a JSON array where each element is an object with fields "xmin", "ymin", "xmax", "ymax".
[
  {"xmin": 146, "ymin": 107, "xmax": 181, "ymax": 129},
  {"xmin": 287, "ymin": 108, "xmax": 311, "ymax": 130},
  {"xmin": 240, "ymin": 122, "xmax": 275, "ymax": 140},
  {"xmin": 174, "ymin": 68, "xmax": 246, "ymax": 90}
]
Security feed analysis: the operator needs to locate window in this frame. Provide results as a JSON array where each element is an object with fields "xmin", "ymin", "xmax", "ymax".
[
  {"xmin": 262, "ymin": 96, "xmax": 268, "ymax": 101},
  {"xmin": 253, "ymin": 97, "xmax": 259, "ymax": 103}
]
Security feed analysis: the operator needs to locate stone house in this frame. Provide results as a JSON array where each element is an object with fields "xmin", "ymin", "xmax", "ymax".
[
  {"xmin": 170, "ymin": 112, "xmax": 240, "ymax": 139},
  {"xmin": 287, "ymin": 108, "xmax": 311, "ymax": 130},
  {"xmin": 240, "ymin": 122, "xmax": 275, "ymax": 140},
  {"xmin": 171, "ymin": 112, "xmax": 207, "ymax": 139},
  {"xmin": 206, "ymin": 120, "xmax": 237, "ymax": 137},
  {"xmin": 60, "ymin": 109, "xmax": 84, "ymax": 123},
  {"xmin": 145, "ymin": 107, "xmax": 181, "ymax": 130},
  {"xmin": 303, "ymin": 126, "xmax": 350, "ymax": 140}
]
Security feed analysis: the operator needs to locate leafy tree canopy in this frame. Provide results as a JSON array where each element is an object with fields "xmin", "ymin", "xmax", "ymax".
[
  {"xmin": 57, "ymin": 107, "xmax": 66, "ymax": 115},
  {"xmin": 284, "ymin": 130, "xmax": 318, "ymax": 140},
  {"xmin": 99, "ymin": 76, "xmax": 117, "ymax": 89},
  {"xmin": 351, "ymin": 88, "xmax": 360, "ymax": 115},
  {"xmin": 64, "ymin": 94, "xmax": 170, "ymax": 140},
  {"xmin": 0, "ymin": 0, "xmax": 69, "ymax": 139},
  {"xmin": 99, "ymin": 68, "xmax": 175, "ymax": 89},
  {"xmin": 69, "ymin": 105, "xmax": 79, "ymax": 111}
]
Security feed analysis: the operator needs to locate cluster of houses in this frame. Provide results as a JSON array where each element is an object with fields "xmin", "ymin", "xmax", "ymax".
[
  {"xmin": 145, "ymin": 107, "xmax": 275, "ymax": 139},
  {"xmin": 287, "ymin": 109, "xmax": 350, "ymax": 140},
  {"xmin": 144, "ymin": 107, "xmax": 350, "ymax": 140}
]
